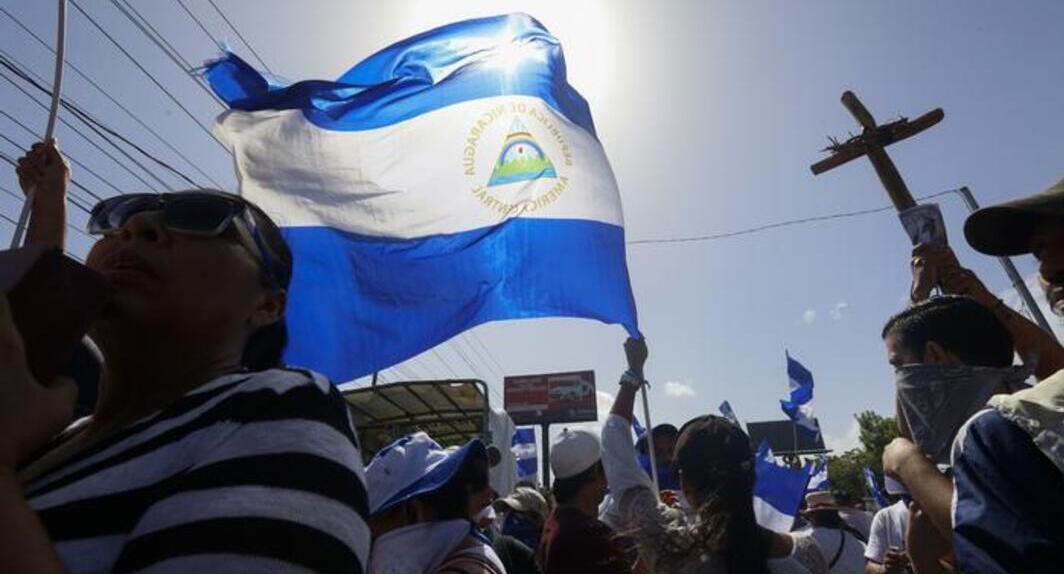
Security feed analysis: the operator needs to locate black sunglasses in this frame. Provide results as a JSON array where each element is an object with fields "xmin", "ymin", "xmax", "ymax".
[{"xmin": 88, "ymin": 192, "xmax": 284, "ymax": 287}]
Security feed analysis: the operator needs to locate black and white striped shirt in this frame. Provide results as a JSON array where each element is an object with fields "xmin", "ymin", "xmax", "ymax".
[{"xmin": 23, "ymin": 369, "xmax": 370, "ymax": 574}]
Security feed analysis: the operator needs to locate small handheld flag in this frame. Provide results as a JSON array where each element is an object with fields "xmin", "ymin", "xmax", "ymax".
[
  {"xmin": 719, "ymin": 400, "xmax": 740, "ymax": 426},
  {"xmin": 780, "ymin": 352, "xmax": 820, "ymax": 438},
  {"xmin": 863, "ymin": 467, "xmax": 890, "ymax": 508},
  {"xmin": 806, "ymin": 457, "xmax": 831, "ymax": 492},
  {"xmin": 512, "ymin": 427, "xmax": 537, "ymax": 479}
]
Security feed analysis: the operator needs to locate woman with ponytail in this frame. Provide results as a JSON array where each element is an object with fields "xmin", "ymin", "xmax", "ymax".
[{"xmin": 600, "ymin": 338, "xmax": 828, "ymax": 574}]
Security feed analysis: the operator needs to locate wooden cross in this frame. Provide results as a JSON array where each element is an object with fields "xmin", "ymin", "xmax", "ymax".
[{"xmin": 811, "ymin": 91, "xmax": 944, "ymax": 211}]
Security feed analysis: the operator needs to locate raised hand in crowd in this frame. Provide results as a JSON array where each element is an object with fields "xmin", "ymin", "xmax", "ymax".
[
  {"xmin": 15, "ymin": 139, "xmax": 70, "ymax": 250},
  {"xmin": 904, "ymin": 502, "xmax": 953, "ymax": 574},
  {"xmin": 909, "ymin": 242, "xmax": 1064, "ymax": 380}
]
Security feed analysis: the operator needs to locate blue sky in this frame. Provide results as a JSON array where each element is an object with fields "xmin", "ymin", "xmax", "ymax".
[{"xmin": 2, "ymin": 1, "xmax": 1061, "ymax": 453}]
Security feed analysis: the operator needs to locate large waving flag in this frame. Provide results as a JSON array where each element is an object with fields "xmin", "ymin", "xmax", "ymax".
[
  {"xmin": 753, "ymin": 440, "xmax": 813, "ymax": 532},
  {"xmin": 780, "ymin": 352, "xmax": 820, "ymax": 438},
  {"xmin": 206, "ymin": 14, "xmax": 639, "ymax": 381}
]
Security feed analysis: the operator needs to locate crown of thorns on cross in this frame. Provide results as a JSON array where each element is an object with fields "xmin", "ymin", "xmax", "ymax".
[{"xmin": 821, "ymin": 114, "xmax": 909, "ymax": 153}]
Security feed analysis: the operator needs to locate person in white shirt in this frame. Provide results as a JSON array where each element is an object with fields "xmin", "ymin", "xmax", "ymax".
[{"xmin": 864, "ymin": 499, "xmax": 911, "ymax": 574}]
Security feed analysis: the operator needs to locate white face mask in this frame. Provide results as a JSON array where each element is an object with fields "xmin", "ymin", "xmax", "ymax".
[
  {"xmin": 369, "ymin": 519, "xmax": 472, "ymax": 574},
  {"xmin": 895, "ymin": 363, "xmax": 1031, "ymax": 466}
]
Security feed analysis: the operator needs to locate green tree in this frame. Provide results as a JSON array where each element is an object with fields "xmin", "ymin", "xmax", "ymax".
[{"xmin": 825, "ymin": 410, "xmax": 898, "ymax": 502}]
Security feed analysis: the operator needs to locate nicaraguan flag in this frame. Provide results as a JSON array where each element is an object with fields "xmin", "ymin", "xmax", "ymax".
[
  {"xmin": 719, "ymin": 400, "xmax": 740, "ymax": 426},
  {"xmin": 632, "ymin": 416, "xmax": 647, "ymax": 440},
  {"xmin": 863, "ymin": 467, "xmax": 890, "ymax": 508},
  {"xmin": 206, "ymin": 13, "xmax": 640, "ymax": 381},
  {"xmin": 512, "ymin": 427, "xmax": 537, "ymax": 479},
  {"xmin": 753, "ymin": 440, "xmax": 812, "ymax": 532},
  {"xmin": 780, "ymin": 352, "xmax": 820, "ymax": 437},
  {"xmin": 806, "ymin": 457, "xmax": 830, "ymax": 492},
  {"xmin": 756, "ymin": 438, "xmax": 775, "ymax": 464}
]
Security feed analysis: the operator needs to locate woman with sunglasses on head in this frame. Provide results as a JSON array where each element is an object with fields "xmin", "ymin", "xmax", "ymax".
[{"xmin": 2, "ymin": 141, "xmax": 370, "ymax": 574}]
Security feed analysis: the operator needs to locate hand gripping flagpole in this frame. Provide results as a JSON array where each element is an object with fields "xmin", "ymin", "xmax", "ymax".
[{"xmin": 10, "ymin": 0, "xmax": 68, "ymax": 249}]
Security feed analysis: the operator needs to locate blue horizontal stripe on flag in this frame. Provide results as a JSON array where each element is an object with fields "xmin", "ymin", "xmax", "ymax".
[
  {"xmin": 281, "ymin": 218, "xmax": 639, "ymax": 382},
  {"xmin": 205, "ymin": 13, "xmax": 596, "ymax": 137}
]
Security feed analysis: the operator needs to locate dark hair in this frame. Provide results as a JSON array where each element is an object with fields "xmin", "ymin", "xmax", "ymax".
[
  {"xmin": 418, "ymin": 448, "xmax": 490, "ymax": 520},
  {"xmin": 636, "ymin": 424, "xmax": 680, "ymax": 454},
  {"xmin": 881, "ymin": 295, "xmax": 1014, "ymax": 367},
  {"xmin": 671, "ymin": 415, "xmax": 770, "ymax": 574},
  {"xmin": 233, "ymin": 197, "xmax": 294, "ymax": 372},
  {"xmin": 551, "ymin": 461, "xmax": 602, "ymax": 504}
]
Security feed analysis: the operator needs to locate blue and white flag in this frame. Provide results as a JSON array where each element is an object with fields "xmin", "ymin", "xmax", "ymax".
[
  {"xmin": 753, "ymin": 440, "xmax": 812, "ymax": 532},
  {"xmin": 780, "ymin": 352, "xmax": 820, "ymax": 437},
  {"xmin": 863, "ymin": 467, "xmax": 889, "ymax": 508},
  {"xmin": 512, "ymin": 427, "xmax": 537, "ymax": 479},
  {"xmin": 632, "ymin": 416, "xmax": 647, "ymax": 440},
  {"xmin": 806, "ymin": 457, "xmax": 830, "ymax": 493},
  {"xmin": 756, "ymin": 438, "xmax": 775, "ymax": 464},
  {"xmin": 719, "ymin": 400, "xmax": 740, "ymax": 426},
  {"xmin": 206, "ymin": 14, "xmax": 640, "ymax": 381}
]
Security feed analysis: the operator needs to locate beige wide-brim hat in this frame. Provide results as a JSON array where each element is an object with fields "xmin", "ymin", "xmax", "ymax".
[
  {"xmin": 802, "ymin": 491, "xmax": 847, "ymax": 515},
  {"xmin": 965, "ymin": 177, "xmax": 1064, "ymax": 256},
  {"xmin": 492, "ymin": 486, "xmax": 549, "ymax": 523}
]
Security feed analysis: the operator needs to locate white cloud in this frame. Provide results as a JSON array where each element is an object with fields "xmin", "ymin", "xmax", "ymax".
[
  {"xmin": 823, "ymin": 417, "xmax": 861, "ymax": 453},
  {"xmin": 802, "ymin": 309, "xmax": 817, "ymax": 324},
  {"xmin": 829, "ymin": 301, "xmax": 849, "ymax": 321},
  {"xmin": 663, "ymin": 380, "xmax": 696, "ymax": 398}
]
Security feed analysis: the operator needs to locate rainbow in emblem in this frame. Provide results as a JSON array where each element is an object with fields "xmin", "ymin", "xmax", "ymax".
[{"xmin": 487, "ymin": 117, "xmax": 558, "ymax": 187}]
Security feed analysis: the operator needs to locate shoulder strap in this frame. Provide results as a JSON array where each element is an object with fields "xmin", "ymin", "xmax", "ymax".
[{"xmin": 829, "ymin": 530, "xmax": 847, "ymax": 569}]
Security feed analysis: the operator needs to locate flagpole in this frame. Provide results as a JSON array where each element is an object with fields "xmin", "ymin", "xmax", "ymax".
[
  {"xmin": 639, "ymin": 385, "xmax": 661, "ymax": 496},
  {"xmin": 10, "ymin": 0, "xmax": 68, "ymax": 249}
]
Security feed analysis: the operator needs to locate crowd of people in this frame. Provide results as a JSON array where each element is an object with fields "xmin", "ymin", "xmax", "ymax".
[{"xmin": 2, "ymin": 139, "xmax": 1063, "ymax": 574}]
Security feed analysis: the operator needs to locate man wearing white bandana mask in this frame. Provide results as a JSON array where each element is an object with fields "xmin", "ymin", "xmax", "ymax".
[{"xmin": 878, "ymin": 295, "xmax": 1026, "ymax": 571}]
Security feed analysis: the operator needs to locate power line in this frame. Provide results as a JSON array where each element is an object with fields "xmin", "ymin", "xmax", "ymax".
[
  {"xmin": 205, "ymin": 0, "xmax": 273, "ymax": 73},
  {"xmin": 0, "ymin": 5, "xmax": 226, "ymax": 187},
  {"xmin": 67, "ymin": 0, "xmax": 230, "ymax": 152},
  {"xmin": 430, "ymin": 347, "xmax": 461, "ymax": 379},
  {"xmin": 108, "ymin": 0, "xmax": 226, "ymax": 107},
  {"xmin": 0, "ymin": 63, "xmax": 172, "ymax": 192},
  {"xmin": 0, "ymin": 183, "xmax": 94, "ymax": 240},
  {"xmin": 175, "ymin": 0, "xmax": 223, "ymax": 47},
  {"xmin": 0, "ymin": 112, "xmax": 124, "ymax": 197},
  {"xmin": 0, "ymin": 50, "xmax": 198, "ymax": 188},
  {"xmin": 627, "ymin": 189, "xmax": 961, "ymax": 245},
  {"xmin": 457, "ymin": 334, "xmax": 503, "ymax": 380},
  {"xmin": 468, "ymin": 330, "xmax": 507, "ymax": 378}
]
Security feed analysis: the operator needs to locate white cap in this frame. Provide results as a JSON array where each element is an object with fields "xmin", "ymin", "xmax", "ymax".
[
  {"xmin": 365, "ymin": 431, "xmax": 485, "ymax": 516},
  {"xmin": 550, "ymin": 428, "xmax": 601, "ymax": 479}
]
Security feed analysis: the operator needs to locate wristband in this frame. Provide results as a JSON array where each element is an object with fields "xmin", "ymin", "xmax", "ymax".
[{"xmin": 620, "ymin": 370, "xmax": 647, "ymax": 388}]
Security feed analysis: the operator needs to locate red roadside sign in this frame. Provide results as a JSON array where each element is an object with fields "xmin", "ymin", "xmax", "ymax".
[{"xmin": 504, "ymin": 370, "xmax": 597, "ymax": 425}]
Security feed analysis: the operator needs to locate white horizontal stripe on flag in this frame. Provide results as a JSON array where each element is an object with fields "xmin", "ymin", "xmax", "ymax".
[{"xmin": 215, "ymin": 95, "xmax": 623, "ymax": 238}]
